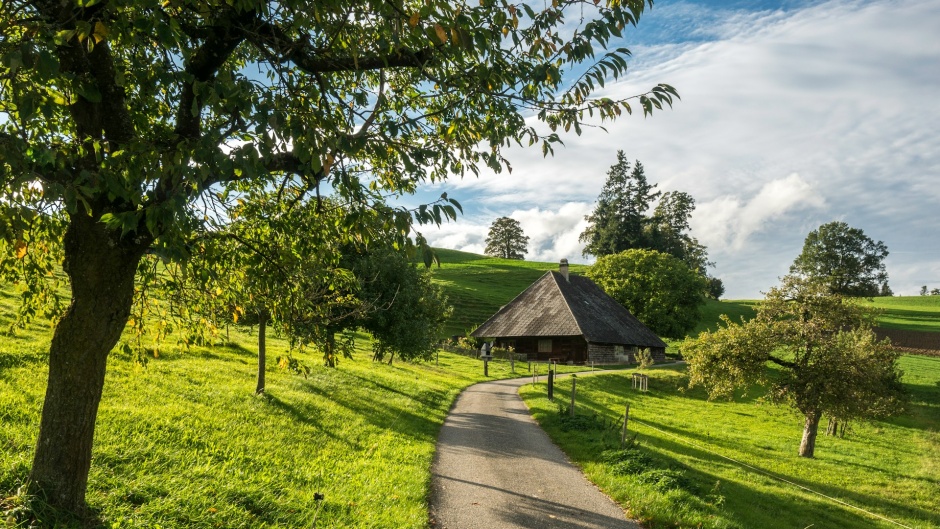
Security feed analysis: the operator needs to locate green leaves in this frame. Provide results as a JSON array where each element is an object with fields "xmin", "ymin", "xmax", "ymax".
[{"xmin": 587, "ymin": 249, "xmax": 707, "ymax": 339}]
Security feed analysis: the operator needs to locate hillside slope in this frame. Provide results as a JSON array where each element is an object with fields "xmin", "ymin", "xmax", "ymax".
[{"xmin": 430, "ymin": 249, "xmax": 587, "ymax": 337}]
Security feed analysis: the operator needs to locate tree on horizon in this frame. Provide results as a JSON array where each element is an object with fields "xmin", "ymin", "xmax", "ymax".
[
  {"xmin": 790, "ymin": 221, "xmax": 889, "ymax": 297},
  {"xmin": 484, "ymin": 216, "xmax": 529, "ymax": 260}
]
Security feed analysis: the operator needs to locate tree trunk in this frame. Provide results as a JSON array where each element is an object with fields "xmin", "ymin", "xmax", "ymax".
[
  {"xmin": 256, "ymin": 312, "xmax": 267, "ymax": 394},
  {"xmin": 28, "ymin": 213, "xmax": 148, "ymax": 513},
  {"xmin": 798, "ymin": 410, "xmax": 822, "ymax": 458}
]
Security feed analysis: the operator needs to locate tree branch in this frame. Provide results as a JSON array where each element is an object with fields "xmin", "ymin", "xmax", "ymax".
[
  {"xmin": 768, "ymin": 354, "xmax": 797, "ymax": 369},
  {"xmin": 245, "ymin": 20, "xmax": 434, "ymax": 75}
]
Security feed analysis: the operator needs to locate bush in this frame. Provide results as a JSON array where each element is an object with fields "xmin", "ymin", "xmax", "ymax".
[
  {"xmin": 636, "ymin": 468, "xmax": 692, "ymax": 491},
  {"xmin": 601, "ymin": 448, "xmax": 655, "ymax": 475}
]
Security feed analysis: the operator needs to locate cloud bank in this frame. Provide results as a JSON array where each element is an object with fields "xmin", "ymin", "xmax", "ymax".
[{"xmin": 417, "ymin": 0, "xmax": 940, "ymax": 298}]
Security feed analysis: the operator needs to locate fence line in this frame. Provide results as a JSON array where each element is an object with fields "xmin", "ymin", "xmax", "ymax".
[{"xmin": 629, "ymin": 417, "xmax": 914, "ymax": 529}]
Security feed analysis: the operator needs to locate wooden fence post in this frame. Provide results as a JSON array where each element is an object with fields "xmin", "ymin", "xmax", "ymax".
[{"xmin": 547, "ymin": 369, "xmax": 554, "ymax": 401}]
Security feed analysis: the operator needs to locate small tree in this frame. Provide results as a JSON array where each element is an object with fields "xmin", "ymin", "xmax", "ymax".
[
  {"xmin": 684, "ymin": 276, "xmax": 907, "ymax": 458},
  {"xmin": 921, "ymin": 286, "xmax": 929, "ymax": 296},
  {"xmin": 790, "ymin": 221, "xmax": 889, "ymax": 297},
  {"xmin": 586, "ymin": 249, "xmax": 706, "ymax": 339},
  {"xmin": 705, "ymin": 276, "xmax": 725, "ymax": 300},
  {"xmin": 635, "ymin": 348, "xmax": 654, "ymax": 370},
  {"xmin": 484, "ymin": 217, "xmax": 529, "ymax": 260}
]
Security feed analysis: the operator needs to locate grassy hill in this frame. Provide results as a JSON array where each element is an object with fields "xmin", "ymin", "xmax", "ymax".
[
  {"xmin": 430, "ymin": 248, "xmax": 588, "ymax": 337},
  {"xmin": 859, "ymin": 295, "xmax": 940, "ymax": 332},
  {"xmin": 3, "ymin": 252, "xmax": 939, "ymax": 528},
  {"xmin": 0, "ymin": 297, "xmax": 591, "ymax": 528}
]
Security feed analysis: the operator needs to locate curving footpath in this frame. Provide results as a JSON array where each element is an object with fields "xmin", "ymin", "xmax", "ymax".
[{"xmin": 429, "ymin": 374, "xmax": 639, "ymax": 529}]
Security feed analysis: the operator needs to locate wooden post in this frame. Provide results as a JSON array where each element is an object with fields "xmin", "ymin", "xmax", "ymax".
[
  {"xmin": 547, "ymin": 369, "xmax": 554, "ymax": 400},
  {"xmin": 570, "ymin": 375, "xmax": 577, "ymax": 416},
  {"xmin": 510, "ymin": 352, "xmax": 515, "ymax": 373},
  {"xmin": 621, "ymin": 404, "xmax": 630, "ymax": 448},
  {"xmin": 484, "ymin": 357, "xmax": 489, "ymax": 377}
]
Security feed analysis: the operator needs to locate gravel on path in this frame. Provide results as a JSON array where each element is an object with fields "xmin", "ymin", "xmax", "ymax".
[{"xmin": 429, "ymin": 374, "xmax": 639, "ymax": 529}]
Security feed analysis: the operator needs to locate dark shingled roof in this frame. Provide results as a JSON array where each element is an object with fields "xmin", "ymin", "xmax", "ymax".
[{"xmin": 471, "ymin": 271, "xmax": 666, "ymax": 348}]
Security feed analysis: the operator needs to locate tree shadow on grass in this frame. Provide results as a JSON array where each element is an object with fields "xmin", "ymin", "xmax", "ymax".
[
  {"xmin": 297, "ymin": 379, "xmax": 442, "ymax": 444},
  {"xmin": 627, "ymin": 421, "xmax": 940, "ymax": 528}
]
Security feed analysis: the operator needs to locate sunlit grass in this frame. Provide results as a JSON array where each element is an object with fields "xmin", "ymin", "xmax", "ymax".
[
  {"xmin": 520, "ymin": 357, "xmax": 940, "ymax": 529},
  {"xmin": 0, "ymin": 292, "xmax": 596, "ymax": 529}
]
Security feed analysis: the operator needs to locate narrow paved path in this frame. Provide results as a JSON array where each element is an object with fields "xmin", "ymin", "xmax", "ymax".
[{"xmin": 429, "ymin": 374, "xmax": 638, "ymax": 529}]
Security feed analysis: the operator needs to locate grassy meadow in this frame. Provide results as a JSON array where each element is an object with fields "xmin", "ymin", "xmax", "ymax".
[
  {"xmin": 0, "ymin": 287, "xmax": 588, "ymax": 528},
  {"xmin": 3, "ymin": 251, "xmax": 939, "ymax": 528},
  {"xmin": 520, "ymin": 358, "xmax": 940, "ymax": 528},
  {"xmin": 429, "ymin": 248, "xmax": 588, "ymax": 337},
  {"xmin": 860, "ymin": 295, "xmax": 940, "ymax": 332}
]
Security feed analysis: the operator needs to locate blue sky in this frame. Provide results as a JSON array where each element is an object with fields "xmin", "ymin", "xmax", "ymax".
[{"xmin": 408, "ymin": 0, "xmax": 940, "ymax": 299}]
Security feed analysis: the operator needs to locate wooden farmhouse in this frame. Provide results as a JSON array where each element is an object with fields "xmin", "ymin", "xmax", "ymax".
[{"xmin": 471, "ymin": 260, "xmax": 667, "ymax": 364}]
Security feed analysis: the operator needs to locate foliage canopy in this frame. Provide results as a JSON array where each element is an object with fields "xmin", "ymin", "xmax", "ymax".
[
  {"xmin": 579, "ymin": 151, "xmax": 717, "ymax": 292},
  {"xmin": 0, "ymin": 0, "xmax": 676, "ymax": 512},
  {"xmin": 484, "ymin": 216, "xmax": 529, "ymax": 260},
  {"xmin": 790, "ymin": 221, "xmax": 889, "ymax": 297},
  {"xmin": 586, "ymin": 249, "xmax": 706, "ymax": 339}
]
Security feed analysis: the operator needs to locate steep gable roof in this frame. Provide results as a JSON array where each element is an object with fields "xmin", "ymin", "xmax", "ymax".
[{"xmin": 471, "ymin": 271, "xmax": 666, "ymax": 348}]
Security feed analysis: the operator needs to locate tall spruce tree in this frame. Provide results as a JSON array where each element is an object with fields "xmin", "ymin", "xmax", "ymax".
[{"xmin": 579, "ymin": 151, "xmax": 659, "ymax": 257}]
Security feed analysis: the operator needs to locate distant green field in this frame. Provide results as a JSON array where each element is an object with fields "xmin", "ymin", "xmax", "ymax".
[
  {"xmin": 860, "ymin": 296, "xmax": 940, "ymax": 332},
  {"xmin": 429, "ymin": 250, "xmax": 940, "ymax": 340}
]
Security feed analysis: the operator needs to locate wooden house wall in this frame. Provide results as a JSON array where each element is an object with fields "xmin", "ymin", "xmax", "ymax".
[{"xmin": 494, "ymin": 336, "xmax": 588, "ymax": 363}]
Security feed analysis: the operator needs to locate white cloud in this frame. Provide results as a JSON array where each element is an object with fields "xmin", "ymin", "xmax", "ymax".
[{"xmin": 423, "ymin": 0, "xmax": 940, "ymax": 298}]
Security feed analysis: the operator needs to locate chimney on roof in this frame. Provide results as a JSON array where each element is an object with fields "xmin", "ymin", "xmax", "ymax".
[{"xmin": 559, "ymin": 259, "xmax": 569, "ymax": 282}]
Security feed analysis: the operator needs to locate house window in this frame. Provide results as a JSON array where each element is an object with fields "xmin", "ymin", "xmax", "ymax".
[
  {"xmin": 614, "ymin": 345, "xmax": 624, "ymax": 354},
  {"xmin": 538, "ymin": 339, "xmax": 552, "ymax": 353}
]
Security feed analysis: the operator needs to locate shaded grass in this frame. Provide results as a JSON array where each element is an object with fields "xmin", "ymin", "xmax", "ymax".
[{"xmin": 520, "ymin": 358, "xmax": 940, "ymax": 529}]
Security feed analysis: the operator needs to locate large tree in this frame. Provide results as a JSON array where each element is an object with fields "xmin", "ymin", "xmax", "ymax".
[
  {"xmin": 0, "ymin": 0, "xmax": 677, "ymax": 513},
  {"xmin": 579, "ymin": 151, "xmax": 659, "ymax": 257},
  {"xmin": 484, "ymin": 216, "xmax": 529, "ymax": 260},
  {"xmin": 579, "ymin": 155, "xmax": 719, "ymax": 290},
  {"xmin": 683, "ymin": 276, "xmax": 907, "ymax": 458},
  {"xmin": 586, "ymin": 249, "xmax": 706, "ymax": 338},
  {"xmin": 790, "ymin": 221, "xmax": 890, "ymax": 297}
]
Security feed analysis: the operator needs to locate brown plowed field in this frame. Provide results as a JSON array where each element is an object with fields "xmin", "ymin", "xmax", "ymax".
[{"xmin": 874, "ymin": 327, "xmax": 940, "ymax": 356}]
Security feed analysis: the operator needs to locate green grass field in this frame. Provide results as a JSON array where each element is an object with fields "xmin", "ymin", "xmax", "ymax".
[
  {"xmin": 520, "ymin": 358, "xmax": 940, "ymax": 528},
  {"xmin": 431, "ymin": 249, "xmax": 940, "ymax": 339},
  {"xmin": 4, "ymin": 252, "xmax": 940, "ymax": 528},
  {"xmin": 0, "ymin": 299, "xmax": 588, "ymax": 528},
  {"xmin": 860, "ymin": 296, "xmax": 940, "ymax": 332}
]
